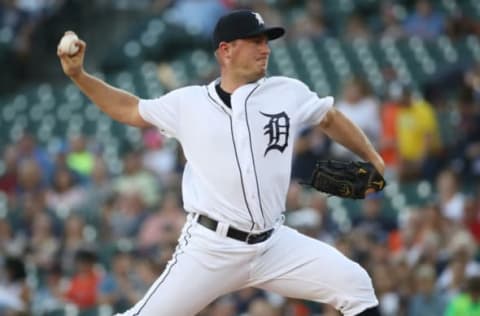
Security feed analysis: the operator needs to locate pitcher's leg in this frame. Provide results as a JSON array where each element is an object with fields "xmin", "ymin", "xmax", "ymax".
[
  {"xmin": 252, "ymin": 226, "xmax": 378, "ymax": 316},
  {"xmin": 116, "ymin": 221, "xmax": 248, "ymax": 316}
]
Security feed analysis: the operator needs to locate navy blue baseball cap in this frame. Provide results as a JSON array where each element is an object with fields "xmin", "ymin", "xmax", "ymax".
[{"xmin": 212, "ymin": 10, "xmax": 285, "ymax": 50}]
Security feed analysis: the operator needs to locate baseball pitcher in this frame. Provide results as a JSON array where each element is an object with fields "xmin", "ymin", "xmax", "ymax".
[{"xmin": 58, "ymin": 10, "xmax": 385, "ymax": 316}]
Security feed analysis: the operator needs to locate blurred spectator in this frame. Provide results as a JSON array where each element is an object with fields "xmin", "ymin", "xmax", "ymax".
[
  {"xmin": 379, "ymin": 78, "xmax": 402, "ymax": 179},
  {"xmin": 45, "ymin": 167, "xmax": 87, "ymax": 218},
  {"xmin": 334, "ymin": 234, "xmax": 355, "ymax": 260},
  {"xmin": 31, "ymin": 262, "xmax": 66, "ymax": 315},
  {"xmin": 97, "ymin": 194, "xmax": 117, "ymax": 243},
  {"xmin": 63, "ymin": 249, "xmax": 101, "ymax": 310},
  {"xmin": 98, "ymin": 250, "xmax": 137, "ymax": 313},
  {"xmin": 452, "ymin": 85, "xmax": 480, "ymax": 177},
  {"xmin": 289, "ymin": 0, "xmax": 329, "ymax": 40},
  {"xmin": 343, "ymin": 13, "xmax": 371, "ymax": 41},
  {"xmin": 11, "ymin": 190, "xmax": 61, "ymax": 240},
  {"xmin": 437, "ymin": 230, "xmax": 480, "ymax": 300},
  {"xmin": 16, "ymin": 134, "xmax": 53, "ymax": 183},
  {"xmin": 377, "ymin": 1, "xmax": 404, "ymax": 39},
  {"xmin": 0, "ymin": 218, "xmax": 21, "ymax": 256},
  {"xmin": 463, "ymin": 187, "xmax": 480, "ymax": 244},
  {"xmin": 408, "ymin": 263, "xmax": 447, "ymax": 316},
  {"xmin": 28, "ymin": 212, "xmax": 60, "ymax": 272},
  {"xmin": 403, "ymin": 0, "xmax": 445, "ymax": 39},
  {"xmin": 285, "ymin": 182, "xmax": 304, "ymax": 212},
  {"xmin": 150, "ymin": 0, "xmax": 173, "ymax": 13},
  {"xmin": 142, "ymin": 129, "xmax": 179, "ymax": 186},
  {"xmin": 248, "ymin": 297, "xmax": 279, "ymax": 316},
  {"xmin": 237, "ymin": 0, "xmax": 284, "ymax": 27},
  {"xmin": 58, "ymin": 214, "xmax": 93, "ymax": 276},
  {"xmin": 0, "ymin": 0, "xmax": 30, "ymax": 35},
  {"xmin": 445, "ymin": 275, "xmax": 480, "ymax": 316},
  {"xmin": 208, "ymin": 296, "xmax": 236, "ymax": 316},
  {"xmin": 395, "ymin": 84, "xmax": 442, "ymax": 182},
  {"xmin": 389, "ymin": 254, "xmax": 412, "ymax": 309},
  {"xmin": 416, "ymin": 203, "xmax": 451, "ymax": 263},
  {"xmin": 445, "ymin": 10, "xmax": 480, "ymax": 40},
  {"xmin": 351, "ymin": 192, "xmax": 397, "ymax": 242},
  {"xmin": 157, "ymin": 241, "xmax": 176, "ymax": 269},
  {"xmin": 16, "ymin": 158, "xmax": 44, "ymax": 198},
  {"xmin": 307, "ymin": 192, "xmax": 339, "ymax": 243},
  {"xmin": 232, "ymin": 288, "xmax": 265, "ymax": 315},
  {"xmin": 137, "ymin": 191, "xmax": 185, "ymax": 253},
  {"xmin": 371, "ymin": 262, "xmax": 400, "ymax": 316},
  {"xmin": 82, "ymin": 157, "xmax": 113, "ymax": 218},
  {"xmin": 109, "ymin": 191, "xmax": 149, "ymax": 240},
  {"xmin": 396, "ymin": 209, "xmax": 426, "ymax": 266},
  {"xmin": 0, "ymin": 0, "xmax": 35, "ymax": 77},
  {"xmin": 282, "ymin": 297, "xmax": 321, "ymax": 316},
  {"xmin": 291, "ymin": 126, "xmax": 330, "ymax": 183},
  {"xmin": 0, "ymin": 256, "xmax": 30, "ymax": 314},
  {"xmin": 66, "ymin": 134, "xmax": 95, "ymax": 178},
  {"xmin": 131, "ymin": 256, "xmax": 158, "ymax": 297},
  {"xmin": 435, "ymin": 168, "xmax": 466, "ymax": 223},
  {"xmin": 464, "ymin": 63, "xmax": 480, "ymax": 105},
  {"xmin": 330, "ymin": 77, "xmax": 380, "ymax": 160},
  {"xmin": 114, "ymin": 150, "xmax": 160, "ymax": 208},
  {"xmin": 164, "ymin": 0, "xmax": 229, "ymax": 39},
  {"xmin": 286, "ymin": 206, "xmax": 321, "ymax": 239},
  {"xmin": 0, "ymin": 145, "xmax": 18, "ymax": 197}
]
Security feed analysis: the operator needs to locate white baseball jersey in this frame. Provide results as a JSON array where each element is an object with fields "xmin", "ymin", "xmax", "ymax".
[{"xmin": 138, "ymin": 76, "xmax": 334, "ymax": 232}]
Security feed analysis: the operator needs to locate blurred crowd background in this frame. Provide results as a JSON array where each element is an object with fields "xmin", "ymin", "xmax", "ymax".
[{"xmin": 1, "ymin": 0, "xmax": 480, "ymax": 315}]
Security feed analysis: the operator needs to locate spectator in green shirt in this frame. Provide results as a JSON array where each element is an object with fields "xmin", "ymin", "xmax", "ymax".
[{"xmin": 445, "ymin": 276, "xmax": 480, "ymax": 316}]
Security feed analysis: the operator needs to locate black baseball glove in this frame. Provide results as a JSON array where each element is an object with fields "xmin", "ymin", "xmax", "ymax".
[{"xmin": 305, "ymin": 160, "xmax": 386, "ymax": 199}]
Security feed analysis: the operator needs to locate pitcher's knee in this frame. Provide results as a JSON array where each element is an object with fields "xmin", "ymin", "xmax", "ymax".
[{"xmin": 338, "ymin": 263, "xmax": 378, "ymax": 316}]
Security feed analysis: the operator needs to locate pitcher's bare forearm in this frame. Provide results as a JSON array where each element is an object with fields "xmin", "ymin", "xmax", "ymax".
[
  {"xmin": 57, "ymin": 31, "xmax": 150, "ymax": 128},
  {"xmin": 320, "ymin": 108, "xmax": 384, "ymax": 174},
  {"xmin": 70, "ymin": 70, "xmax": 149, "ymax": 127}
]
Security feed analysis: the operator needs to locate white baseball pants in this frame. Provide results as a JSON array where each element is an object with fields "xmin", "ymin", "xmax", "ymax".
[{"xmin": 117, "ymin": 214, "xmax": 378, "ymax": 316}]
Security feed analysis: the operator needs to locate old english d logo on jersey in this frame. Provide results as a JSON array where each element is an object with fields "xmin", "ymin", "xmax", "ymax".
[{"xmin": 260, "ymin": 111, "xmax": 290, "ymax": 156}]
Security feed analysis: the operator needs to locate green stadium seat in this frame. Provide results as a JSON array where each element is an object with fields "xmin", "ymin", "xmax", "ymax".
[
  {"xmin": 323, "ymin": 38, "xmax": 353, "ymax": 82},
  {"xmin": 271, "ymin": 40, "xmax": 299, "ymax": 79},
  {"xmin": 434, "ymin": 36, "xmax": 459, "ymax": 64},
  {"xmin": 351, "ymin": 39, "xmax": 383, "ymax": 91},
  {"xmin": 399, "ymin": 181, "xmax": 430, "ymax": 207},
  {"xmin": 466, "ymin": 35, "xmax": 480, "ymax": 61},
  {"xmin": 43, "ymin": 309, "xmax": 67, "ymax": 316}
]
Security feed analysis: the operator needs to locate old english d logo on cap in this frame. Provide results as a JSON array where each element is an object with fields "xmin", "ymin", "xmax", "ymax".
[{"xmin": 253, "ymin": 12, "xmax": 264, "ymax": 25}]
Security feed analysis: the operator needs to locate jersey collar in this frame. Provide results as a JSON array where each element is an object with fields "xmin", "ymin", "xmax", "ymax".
[{"xmin": 206, "ymin": 77, "xmax": 266, "ymax": 110}]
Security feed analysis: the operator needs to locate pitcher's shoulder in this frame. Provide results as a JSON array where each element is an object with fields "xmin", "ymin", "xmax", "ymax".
[
  {"xmin": 160, "ymin": 85, "xmax": 205, "ymax": 100},
  {"xmin": 172, "ymin": 84, "xmax": 204, "ymax": 94},
  {"xmin": 264, "ymin": 76, "xmax": 311, "ymax": 93},
  {"xmin": 265, "ymin": 76, "xmax": 307, "ymax": 88}
]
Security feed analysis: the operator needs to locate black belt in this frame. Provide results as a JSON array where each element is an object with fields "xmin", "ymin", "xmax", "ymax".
[{"xmin": 196, "ymin": 214, "xmax": 274, "ymax": 244}]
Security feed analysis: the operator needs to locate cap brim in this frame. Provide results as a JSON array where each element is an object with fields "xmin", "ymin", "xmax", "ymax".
[{"xmin": 247, "ymin": 27, "xmax": 285, "ymax": 41}]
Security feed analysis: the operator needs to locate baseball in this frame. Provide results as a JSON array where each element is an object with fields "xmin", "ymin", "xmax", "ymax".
[{"xmin": 58, "ymin": 32, "xmax": 79, "ymax": 56}]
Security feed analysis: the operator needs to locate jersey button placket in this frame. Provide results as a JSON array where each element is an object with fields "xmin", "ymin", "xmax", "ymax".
[{"xmin": 231, "ymin": 93, "xmax": 262, "ymax": 229}]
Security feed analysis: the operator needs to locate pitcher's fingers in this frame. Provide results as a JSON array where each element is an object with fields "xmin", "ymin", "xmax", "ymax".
[{"xmin": 77, "ymin": 40, "xmax": 86, "ymax": 50}]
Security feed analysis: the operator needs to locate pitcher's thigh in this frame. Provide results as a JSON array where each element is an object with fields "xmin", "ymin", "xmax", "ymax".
[
  {"xmin": 116, "ymin": 251, "xmax": 228, "ymax": 316},
  {"xmin": 254, "ymin": 227, "xmax": 378, "ymax": 316}
]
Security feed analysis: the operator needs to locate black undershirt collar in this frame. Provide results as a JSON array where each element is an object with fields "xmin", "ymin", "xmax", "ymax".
[{"xmin": 215, "ymin": 83, "xmax": 231, "ymax": 108}]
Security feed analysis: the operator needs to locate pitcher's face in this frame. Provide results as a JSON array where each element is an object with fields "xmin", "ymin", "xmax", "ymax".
[{"xmin": 225, "ymin": 34, "xmax": 271, "ymax": 81}]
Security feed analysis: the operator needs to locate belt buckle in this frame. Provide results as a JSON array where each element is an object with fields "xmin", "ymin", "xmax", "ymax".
[
  {"xmin": 246, "ymin": 230, "xmax": 272, "ymax": 244},
  {"xmin": 246, "ymin": 232, "xmax": 254, "ymax": 244}
]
